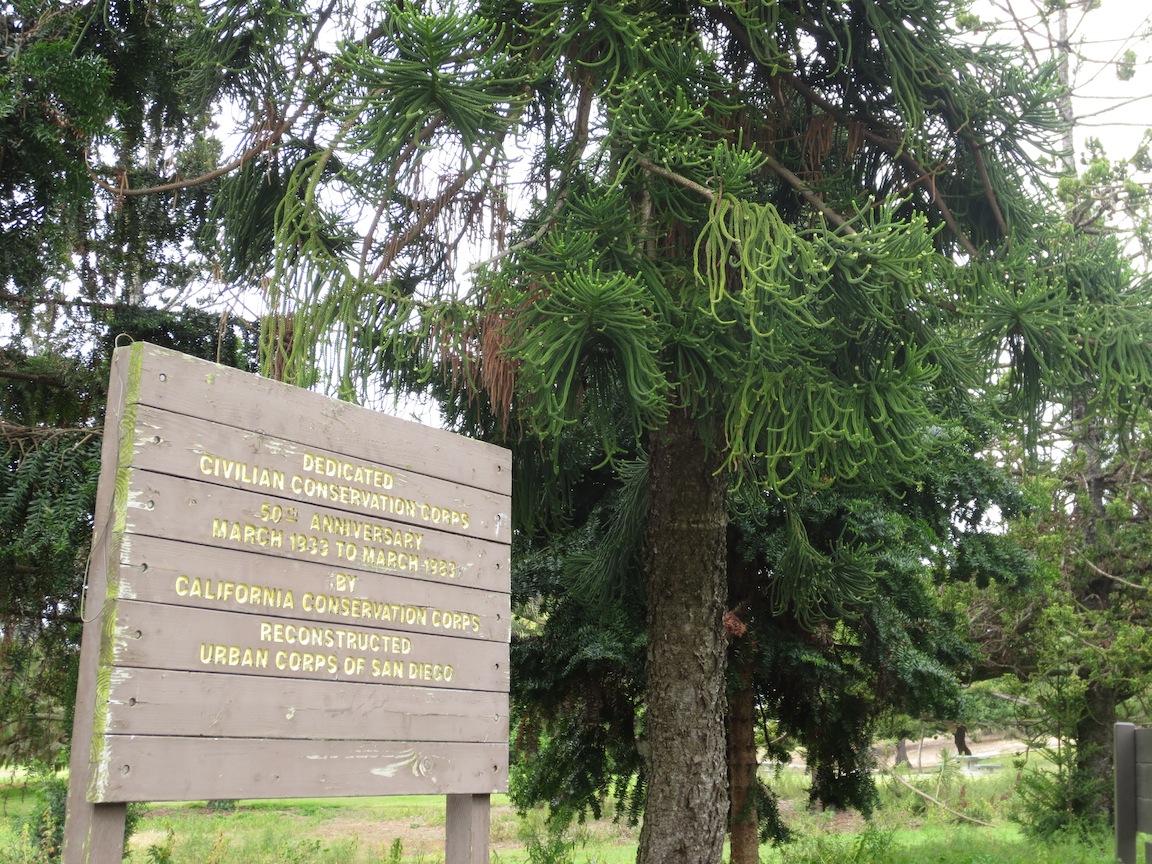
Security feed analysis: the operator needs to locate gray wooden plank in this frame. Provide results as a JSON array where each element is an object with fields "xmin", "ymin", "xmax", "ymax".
[
  {"xmin": 120, "ymin": 470, "xmax": 508, "ymax": 591},
  {"xmin": 115, "ymin": 535, "xmax": 510, "ymax": 643},
  {"xmin": 104, "ymin": 668, "xmax": 509, "ymax": 742},
  {"xmin": 1137, "ymin": 763, "xmax": 1152, "ymax": 801},
  {"xmin": 64, "ymin": 346, "xmax": 135, "ymax": 864},
  {"xmin": 128, "ymin": 404, "xmax": 508, "ymax": 543},
  {"xmin": 1138, "ymin": 795, "xmax": 1152, "ymax": 836},
  {"xmin": 127, "ymin": 343, "xmax": 510, "ymax": 495},
  {"xmin": 107, "ymin": 601, "xmax": 509, "ymax": 692},
  {"xmin": 1135, "ymin": 727, "xmax": 1152, "ymax": 764},
  {"xmin": 94, "ymin": 737, "xmax": 509, "ymax": 802}
]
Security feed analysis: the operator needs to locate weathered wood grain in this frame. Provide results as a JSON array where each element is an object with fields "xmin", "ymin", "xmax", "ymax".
[
  {"xmin": 95, "ymin": 737, "xmax": 508, "ymax": 802},
  {"xmin": 128, "ymin": 404, "xmax": 508, "ymax": 543},
  {"xmin": 120, "ymin": 470, "xmax": 508, "ymax": 591},
  {"xmin": 126, "ymin": 344, "xmax": 510, "ymax": 495},
  {"xmin": 73, "ymin": 343, "xmax": 512, "ymax": 821},
  {"xmin": 446, "ymin": 794, "xmax": 491, "ymax": 864},
  {"xmin": 108, "ymin": 600, "xmax": 509, "ymax": 691},
  {"xmin": 64, "ymin": 343, "xmax": 134, "ymax": 863},
  {"xmin": 114, "ymin": 535, "xmax": 510, "ymax": 642},
  {"xmin": 104, "ymin": 668, "xmax": 508, "ymax": 742}
]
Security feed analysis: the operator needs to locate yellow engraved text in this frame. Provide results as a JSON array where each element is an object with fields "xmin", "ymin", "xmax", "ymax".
[
  {"xmin": 176, "ymin": 576, "xmax": 295, "ymax": 609},
  {"xmin": 211, "ymin": 518, "xmax": 284, "ymax": 548},
  {"xmin": 199, "ymin": 455, "xmax": 286, "ymax": 490},
  {"xmin": 199, "ymin": 644, "xmax": 269, "ymax": 668}
]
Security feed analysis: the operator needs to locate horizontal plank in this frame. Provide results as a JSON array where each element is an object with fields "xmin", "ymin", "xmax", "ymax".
[
  {"xmin": 127, "ymin": 404, "xmax": 508, "ymax": 544},
  {"xmin": 93, "ymin": 737, "xmax": 508, "ymax": 802},
  {"xmin": 107, "ymin": 601, "xmax": 509, "ymax": 692},
  {"xmin": 1135, "ymin": 727, "xmax": 1152, "ymax": 764},
  {"xmin": 104, "ymin": 668, "xmax": 508, "ymax": 742},
  {"xmin": 121, "ymin": 343, "xmax": 510, "ymax": 496},
  {"xmin": 115, "ymin": 535, "xmax": 509, "ymax": 643},
  {"xmin": 1138, "ymin": 762, "xmax": 1152, "ymax": 799},
  {"xmin": 121, "ymin": 470, "xmax": 508, "ymax": 592},
  {"xmin": 1138, "ymin": 794, "xmax": 1152, "ymax": 834}
]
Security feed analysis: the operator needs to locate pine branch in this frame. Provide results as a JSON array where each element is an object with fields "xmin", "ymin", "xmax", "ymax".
[
  {"xmin": 763, "ymin": 155, "xmax": 857, "ymax": 234},
  {"xmin": 885, "ymin": 769, "xmax": 994, "ymax": 827},
  {"xmin": 0, "ymin": 369, "xmax": 67, "ymax": 388},
  {"xmin": 86, "ymin": 0, "xmax": 341, "ymax": 201},
  {"xmin": 635, "ymin": 157, "xmax": 716, "ymax": 201},
  {"xmin": 705, "ymin": 3, "xmax": 984, "ymax": 251},
  {"xmin": 781, "ymin": 74, "xmax": 982, "ymax": 258}
]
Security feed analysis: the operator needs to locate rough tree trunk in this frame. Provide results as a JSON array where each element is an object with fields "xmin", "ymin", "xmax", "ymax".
[
  {"xmin": 954, "ymin": 725, "xmax": 972, "ymax": 757},
  {"xmin": 1072, "ymin": 676, "xmax": 1118, "ymax": 821},
  {"xmin": 638, "ymin": 407, "xmax": 729, "ymax": 864},
  {"xmin": 894, "ymin": 739, "xmax": 910, "ymax": 767},
  {"xmin": 727, "ymin": 651, "xmax": 759, "ymax": 864}
]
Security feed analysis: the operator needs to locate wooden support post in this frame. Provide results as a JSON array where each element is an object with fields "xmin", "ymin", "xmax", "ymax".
[
  {"xmin": 62, "ymin": 351, "xmax": 132, "ymax": 864},
  {"xmin": 446, "ymin": 793, "xmax": 491, "ymax": 864},
  {"xmin": 1117, "ymin": 722, "xmax": 1137, "ymax": 864}
]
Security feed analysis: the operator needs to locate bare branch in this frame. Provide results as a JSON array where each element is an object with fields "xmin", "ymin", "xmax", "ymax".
[
  {"xmin": 635, "ymin": 157, "xmax": 716, "ymax": 201},
  {"xmin": 885, "ymin": 769, "xmax": 995, "ymax": 827},
  {"xmin": 763, "ymin": 155, "xmax": 857, "ymax": 234}
]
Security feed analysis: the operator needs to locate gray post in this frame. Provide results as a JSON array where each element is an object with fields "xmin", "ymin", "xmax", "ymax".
[
  {"xmin": 446, "ymin": 793, "xmax": 491, "ymax": 864},
  {"xmin": 62, "ymin": 351, "xmax": 131, "ymax": 863},
  {"xmin": 1117, "ymin": 722, "xmax": 1137, "ymax": 864}
]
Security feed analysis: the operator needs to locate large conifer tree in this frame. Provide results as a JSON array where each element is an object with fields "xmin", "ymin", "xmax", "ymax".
[{"xmin": 234, "ymin": 2, "xmax": 1083, "ymax": 860}]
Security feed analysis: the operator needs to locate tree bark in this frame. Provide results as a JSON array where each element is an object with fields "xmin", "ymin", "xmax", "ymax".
[
  {"xmin": 1072, "ymin": 677, "xmax": 1117, "ymax": 821},
  {"xmin": 639, "ymin": 407, "xmax": 728, "ymax": 864},
  {"xmin": 954, "ymin": 725, "xmax": 972, "ymax": 757},
  {"xmin": 894, "ymin": 738, "xmax": 910, "ymax": 767},
  {"xmin": 727, "ymin": 650, "xmax": 759, "ymax": 864}
]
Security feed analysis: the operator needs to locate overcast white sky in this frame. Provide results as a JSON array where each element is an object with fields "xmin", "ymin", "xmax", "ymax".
[{"xmin": 967, "ymin": 0, "xmax": 1152, "ymax": 157}]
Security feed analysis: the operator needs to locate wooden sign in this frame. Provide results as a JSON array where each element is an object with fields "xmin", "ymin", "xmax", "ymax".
[{"xmin": 64, "ymin": 343, "xmax": 511, "ymax": 864}]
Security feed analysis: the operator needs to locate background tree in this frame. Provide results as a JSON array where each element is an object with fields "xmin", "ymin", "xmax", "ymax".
[
  {"xmin": 954, "ymin": 0, "xmax": 1152, "ymax": 829},
  {"xmin": 0, "ymin": 0, "xmax": 261, "ymax": 766}
]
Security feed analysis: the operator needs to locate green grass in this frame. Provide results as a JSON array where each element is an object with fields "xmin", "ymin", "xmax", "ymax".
[
  {"xmin": 0, "ymin": 770, "xmax": 40, "ymax": 826},
  {"xmin": 0, "ymin": 764, "xmax": 1125, "ymax": 864}
]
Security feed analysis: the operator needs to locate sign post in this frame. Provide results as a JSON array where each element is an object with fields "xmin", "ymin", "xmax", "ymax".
[{"xmin": 63, "ymin": 343, "xmax": 511, "ymax": 862}]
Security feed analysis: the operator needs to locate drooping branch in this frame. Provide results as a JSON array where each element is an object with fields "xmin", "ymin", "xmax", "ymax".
[
  {"xmin": 467, "ymin": 74, "xmax": 595, "ymax": 273},
  {"xmin": 636, "ymin": 157, "xmax": 716, "ymax": 201},
  {"xmin": 781, "ymin": 74, "xmax": 982, "ymax": 258},
  {"xmin": 705, "ymin": 6, "xmax": 984, "ymax": 255},
  {"xmin": 763, "ymin": 154, "xmax": 857, "ymax": 234},
  {"xmin": 885, "ymin": 769, "xmax": 994, "ymax": 827},
  {"xmin": 87, "ymin": 0, "xmax": 341, "ymax": 201}
]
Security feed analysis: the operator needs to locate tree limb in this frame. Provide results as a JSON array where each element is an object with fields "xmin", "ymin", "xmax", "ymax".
[
  {"xmin": 781, "ymin": 74, "xmax": 982, "ymax": 258},
  {"xmin": 763, "ymin": 154, "xmax": 857, "ymax": 234},
  {"xmin": 885, "ymin": 769, "xmax": 994, "ymax": 827},
  {"xmin": 1074, "ymin": 550, "xmax": 1149, "ymax": 592},
  {"xmin": 635, "ymin": 157, "xmax": 716, "ymax": 201}
]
